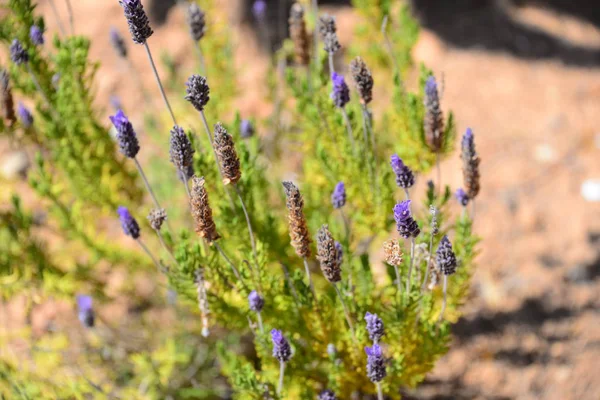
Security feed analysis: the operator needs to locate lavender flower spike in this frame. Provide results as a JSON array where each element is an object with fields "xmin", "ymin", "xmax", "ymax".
[
  {"xmin": 110, "ymin": 109, "xmax": 140, "ymax": 159},
  {"xmin": 424, "ymin": 75, "xmax": 444, "ymax": 152},
  {"xmin": 455, "ymin": 188, "xmax": 469, "ymax": 207},
  {"xmin": 318, "ymin": 389, "xmax": 338, "ymax": 400},
  {"xmin": 252, "ymin": 0, "xmax": 266, "ymax": 20},
  {"xmin": 331, "ymin": 181, "xmax": 346, "ymax": 209},
  {"xmin": 393, "ymin": 200, "xmax": 420, "ymax": 239},
  {"xmin": 365, "ymin": 312, "xmax": 385, "ymax": 343},
  {"xmin": 390, "ymin": 154, "xmax": 415, "ymax": 189},
  {"xmin": 17, "ymin": 103, "xmax": 33, "ymax": 128},
  {"xmin": 169, "ymin": 125, "xmax": 195, "ymax": 172},
  {"xmin": 334, "ymin": 241, "xmax": 343, "ymax": 268},
  {"xmin": 187, "ymin": 3, "xmax": 206, "ymax": 42},
  {"xmin": 119, "ymin": 0, "xmax": 153, "ymax": 44},
  {"xmin": 30, "ymin": 25, "xmax": 44, "ymax": 46},
  {"xmin": 248, "ymin": 290, "xmax": 264, "ymax": 313},
  {"xmin": 271, "ymin": 329, "xmax": 292, "ymax": 362},
  {"xmin": 117, "ymin": 206, "xmax": 141, "ymax": 239},
  {"xmin": 76, "ymin": 295, "xmax": 95, "ymax": 328},
  {"xmin": 331, "ymin": 72, "xmax": 350, "ymax": 108},
  {"xmin": 436, "ymin": 235, "xmax": 457, "ymax": 276},
  {"xmin": 109, "ymin": 27, "xmax": 128, "ymax": 58},
  {"xmin": 365, "ymin": 344, "xmax": 386, "ymax": 383},
  {"xmin": 10, "ymin": 39, "xmax": 28, "ymax": 65},
  {"xmin": 184, "ymin": 74, "xmax": 210, "ymax": 112},
  {"xmin": 240, "ymin": 119, "xmax": 254, "ymax": 138}
]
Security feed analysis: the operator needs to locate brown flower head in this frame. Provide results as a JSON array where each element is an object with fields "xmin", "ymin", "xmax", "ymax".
[
  {"xmin": 214, "ymin": 122, "xmax": 241, "ymax": 185},
  {"xmin": 147, "ymin": 208, "xmax": 167, "ymax": 231},
  {"xmin": 0, "ymin": 70, "xmax": 16, "ymax": 127},
  {"xmin": 383, "ymin": 239, "xmax": 403, "ymax": 267},
  {"xmin": 282, "ymin": 181, "xmax": 311, "ymax": 258},
  {"xmin": 190, "ymin": 176, "xmax": 220, "ymax": 243},
  {"xmin": 316, "ymin": 224, "xmax": 342, "ymax": 283},
  {"xmin": 289, "ymin": 3, "xmax": 310, "ymax": 66},
  {"xmin": 349, "ymin": 57, "xmax": 373, "ymax": 105}
]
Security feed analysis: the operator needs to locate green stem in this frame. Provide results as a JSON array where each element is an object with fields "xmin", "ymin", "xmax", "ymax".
[
  {"xmin": 143, "ymin": 41, "xmax": 177, "ymax": 125},
  {"xmin": 406, "ymin": 237, "xmax": 415, "ymax": 293},
  {"xmin": 334, "ymin": 283, "xmax": 356, "ymax": 342},
  {"xmin": 277, "ymin": 361, "xmax": 285, "ymax": 396},
  {"xmin": 233, "ymin": 184, "xmax": 258, "ymax": 266},
  {"xmin": 133, "ymin": 157, "xmax": 161, "ymax": 210},
  {"xmin": 137, "ymin": 238, "xmax": 164, "ymax": 273}
]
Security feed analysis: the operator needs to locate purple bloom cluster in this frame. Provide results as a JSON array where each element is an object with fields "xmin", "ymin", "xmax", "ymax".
[
  {"xmin": 119, "ymin": 0, "xmax": 153, "ymax": 44},
  {"xmin": 364, "ymin": 312, "xmax": 384, "ymax": 343},
  {"xmin": 17, "ymin": 103, "xmax": 33, "ymax": 128},
  {"xmin": 393, "ymin": 200, "xmax": 420, "ymax": 239},
  {"xmin": 436, "ymin": 235, "xmax": 457, "ymax": 276},
  {"xmin": 330, "ymin": 72, "xmax": 350, "ymax": 108},
  {"xmin": 30, "ymin": 25, "xmax": 44, "ymax": 46},
  {"xmin": 455, "ymin": 188, "xmax": 469, "ymax": 206},
  {"xmin": 390, "ymin": 154, "xmax": 415, "ymax": 189},
  {"xmin": 185, "ymin": 74, "xmax": 210, "ymax": 112},
  {"xmin": 365, "ymin": 344, "xmax": 386, "ymax": 383},
  {"xmin": 110, "ymin": 110, "xmax": 140, "ymax": 159},
  {"xmin": 76, "ymin": 295, "xmax": 95, "ymax": 328},
  {"xmin": 252, "ymin": 0, "xmax": 266, "ymax": 20},
  {"xmin": 318, "ymin": 389, "xmax": 337, "ymax": 400},
  {"xmin": 240, "ymin": 119, "xmax": 254, "ymax": 138},
  {"xmin": 117, "ymin": 206, "xmax": 141, "ymax": 239},
  {"xmin": 331, "ymin": 181, "xmax": 346, "ymax": 209},
  {"xmin": 248, "ymin": 290, "xmax": 264, "ymax": 313},
  {"xmin": 270, "ymin": 329, "xmax": 292, "ymax": 362},
  {"xmin": 10, "ymin": 39, "xmax": 28, "ymax": 65},
  {"xmin": 109, "ymin": 27, "xmax": 128, "ymax": 58}
]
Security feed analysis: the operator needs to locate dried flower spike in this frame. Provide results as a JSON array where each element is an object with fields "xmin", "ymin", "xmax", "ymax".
[
  {"xmin": 455, "ymin": 188, "xmax": 469, "ymax": 207},
  {"xmin": 289, "ymin": 3, "xmax": 310, "ymax": 66},
  {"xmin": 248, "ymin": 290, "xmax": 264, "ymax": 313},
  {"xmin": 109, "ymin": 110, "xmax": 140, "ymax": 159},
  {"xmin": 318, "ymin": 15, "xmax": 337, "ymax": 38},
  {"xmin": 147, "ymin": 208, "xmax": 167, "ymax": 231},
  {"xmin": 436, "ymin": 235, "xmax": 457, "ymax": 275},
  {"xmin": 424, "ymin": 75, "xmax": 445, "ymax": 152},
  {"xmin": 271, "ymin": 329, "xmax": 292, "ymax": 362},
  {"xmin": 316, "ymin": 225, "xmax": 342, "ymax": 283},
  {"xmin": 30, "ymin": 25, "xmax": 44, "ymax": 46},
  {"xmin": 76, "ymin": 295, "xmax": 95, "ymax": 328},
  {"xmin": 461, "ymin": 128, "xmax": 481, "ymax": 199},
  {"xmin": 109, "ymin": 27, "xmax": 128, "ymax": 58},
  {"xmin": 214, "ymin": 123, "xmax": 241, "ymax": 185},
  {"xmin": 331, "ymin": 181, "xmax": 346, "ymax": 209},
  {"xmin": 323, "ymin": 32, "xmax": 341, "ymax": 55},
  {"xmin": 0, "ymin": 70, "xmax": 16, "ymax": 127},
  {"xmin": 10, "ymin": 39, "xmax": 28, "ymax": 65},
  {"xmin": 318, "ymin": 389, "xmax": 337, "ymax": 400},
  {"xmin": 429, "ymin": 205, "xmax": 439, "ymax": 235},
  {"xmin": 17, "ymin": 103, "xmax": 33, "ymax": 128},
  {"xmin": 117, "ymin": 206, "xmax": 141, "ymax": 239},
  {"xmin": 190, "ymin": 176, "xmax": 220, "ymax": 243},
  {"xmin": 169, "ymin": 125, "xmax": 195, "ymax": 172},
  {"xmin": 350, "ymin": 57, "xmax": 373, "ymax": 105},
  {"xmin": 331, "ymin": 72, "xmax": 350, "ymax": 108},
  {"xmin": 119, "ymin": 0, "xmax": 153, "ymax": 44},
  {"xmin": 365, "ymin": 312, "xmax": 385, "ymax": 345},
  {"xmin": 393, "ymin": 200, "xmax": 420, "ymax": 239},
  {"xmin": 187, "ymin": 3, "xmax": 206, "ymax": 42},
  {"xmin": 383, "ymin": 239, "xmax": 403, "ymax": 266},
  {"xmin": 334, "ymin": 241, "xmax": 343, "ymax": 268},
  {"xmin": 184, "ymin": 74, "xmax": 210, "ymax": 112},
  {"xmin": 390, "ymin": 154, "xmax": 415, "ymax": 189},
  {"xmin": 282, "ymin": 181, "xmax": 311, "ymax": 258},
  {"xmin": 365, "ymin": 344, "xmax": 387, "ymax": 383}
]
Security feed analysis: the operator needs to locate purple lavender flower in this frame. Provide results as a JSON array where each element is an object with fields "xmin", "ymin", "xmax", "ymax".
[
  {"xmin": 334, "ymin": 241, "xmax": 343, "ymax": 268},
  {"xmin": 252, "ymin": 0, "xmax": 266, "ymax": 20},
  {"xmin": 330, "ymin": 72, "xmax": 350, "ymax": 108},
  {"xmin": 240, "ymin": 119, "xmax": 254, "ymax": 138},
  {"xmin": 110, "ymin": 95, "xmax": 122, "ymax": 111},
  {"xmin": 30, "ymin": 25, "xmax": 44, "ymax": 46},
  {"xmin": 109, "ymin": 27, "xmax": 128, "ymax": 58},
  {"xmin": 271, "ymin": 329, "xmax": 292, "ymax": 362},
  {"xmin": 17, "ymin": 103, "xmax": 33, "ymax": 128},
  {"xmin": 331, "ymin": 181, "xmax": 346, "ymax": 209},
  {"xmin": 436, "ymin": 235, "xmax": 457, "ymax": 276},
  {"xmin": 461, "ymin": 128, "xmax": 481, "ymax": 199},
  {"xmin": 119, "ymin": 0, "xmax": 153, "ymax": 44},
  {"xmin": 169, "ymin": 125, "xmax": 195, "ymax": 172},
  {"xmin": 455, "ymin": 188, "xmax": 469, "ymax": 207},
  {"xmin": 248, "ymin": 290, "xmax": 264, "ymax": 313},
  {"xmin": 424, "ymin": 75, "xmax": 444, "ymax": 152},
  {"xmin": 10, "ymin": 39, "xmax": 28, "ymax": 65},
  {"xmin": 109, "ymin": 110, "xmax": 140, "ymax": 159},
  {"xmin": 390, "ymin": 154, "xmax": 415, "ymax": 189},
  {"xmin": 393, "ymin": 200, "xmax": 420, "ymax": 239},
  {"xmin": 318, "ymin": 389, "xmax": 337, "ymax": 400},
  {"xmin": 76, "ymin": 295, "xmax": 95, "ymax": 328},
  {"xmin": 184, "ymin": 74, "xmax": 210, "ymax": 112},
  {"xmin": 364, "ymin": 312, "xmax": 384, "ymax": 343},
  {"xmin": 117, "ymin": 206, "xmax": 141, "ymax": 239},
  {"xmin": 187, "ymin": 3, "xmax": 206, "ymax": 42},
  {"xmin": 365, "ymin": 344, "xmax": 386, "ymax": 383}
]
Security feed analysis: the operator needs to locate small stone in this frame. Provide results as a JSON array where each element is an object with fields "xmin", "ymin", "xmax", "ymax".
[{"xmin": 1, "ymin": 150, "xmax": 30, "ymax": 180}]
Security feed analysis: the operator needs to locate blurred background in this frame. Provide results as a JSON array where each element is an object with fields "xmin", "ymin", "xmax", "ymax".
[{"xmin": 1, "ymin": 0, "xmax": 599, "ymax": 398}]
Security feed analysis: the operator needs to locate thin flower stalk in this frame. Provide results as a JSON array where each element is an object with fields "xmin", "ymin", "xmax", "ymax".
[
  {"xmin": 278, "ymin": 360, "xmax": 285, "ymax": 395},
  {"xmin": 214, "ymin": 242, "xmax": 245, "ymax": 289},
  {"xmin": 233, "ymin": 184, "xmax": 258, "ymax": 265},
  {"xmin": 381, "ymin": 15, "xmax": 400, "ymax": 78},
  {"xmin": 334, "ymin": 283, "xmax": 356, "ymax": 341},
  {"xmin": 133, "ymin": 158, "xmax": 161, "ymax": 210},
  {"xmin": 407, "ymin": 237, "xmax": 415, "ymax": 293},
  {"xmin": 376, "ymin": 382, "xmax": 384, "ymax": 400},
  {"xmin": 136, "ymin": 238, "xmax": 165, "ymax": 273},
  {"xmin": 143, "ymin": 42, "xmax": 177, "ymax": 125}
]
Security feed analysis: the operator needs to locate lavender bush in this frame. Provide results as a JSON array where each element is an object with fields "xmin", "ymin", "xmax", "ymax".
[{"xmin": 1, "ymin": 0, "xmax": 480, "ymax": 398}]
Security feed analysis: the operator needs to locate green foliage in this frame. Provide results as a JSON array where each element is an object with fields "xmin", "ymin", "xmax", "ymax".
[{"xmin": 1, "ymin": 0, "xmax": 480, "ymax": 398}]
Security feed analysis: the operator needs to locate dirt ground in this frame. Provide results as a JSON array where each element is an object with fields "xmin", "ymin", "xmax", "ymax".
[{"xmin": 4, "ymin": 0, "xmax": 600, "ymax": 399}]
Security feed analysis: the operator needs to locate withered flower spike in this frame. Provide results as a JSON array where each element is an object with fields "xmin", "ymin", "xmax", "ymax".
[
  {"xmin": 282, "ymin": 181, "xmax": 311, "ymax": 258},
  {"xmin": 289, "ymin": 3, "xmax": 310, "ymax": 66},
  {"xmin": 214, "ymin": 122, "xmax": 241, "ymax": 185},
  {"xmin": 190, "ymin": 176, "xmax": 220, "ymax": 243},
  {"xmin": 316, "ymin": 224, "xmax": 342, "ymax": 283}
]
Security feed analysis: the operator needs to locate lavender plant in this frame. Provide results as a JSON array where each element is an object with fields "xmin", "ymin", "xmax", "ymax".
[{"xmin": 1, "ymin": 1, "xmax": 481, "ymax": 399}]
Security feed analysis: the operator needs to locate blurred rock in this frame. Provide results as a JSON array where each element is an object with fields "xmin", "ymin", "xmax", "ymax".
[{"xmin": 1, "ymin": 150, "xmax": 30, "ymax": 180}]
